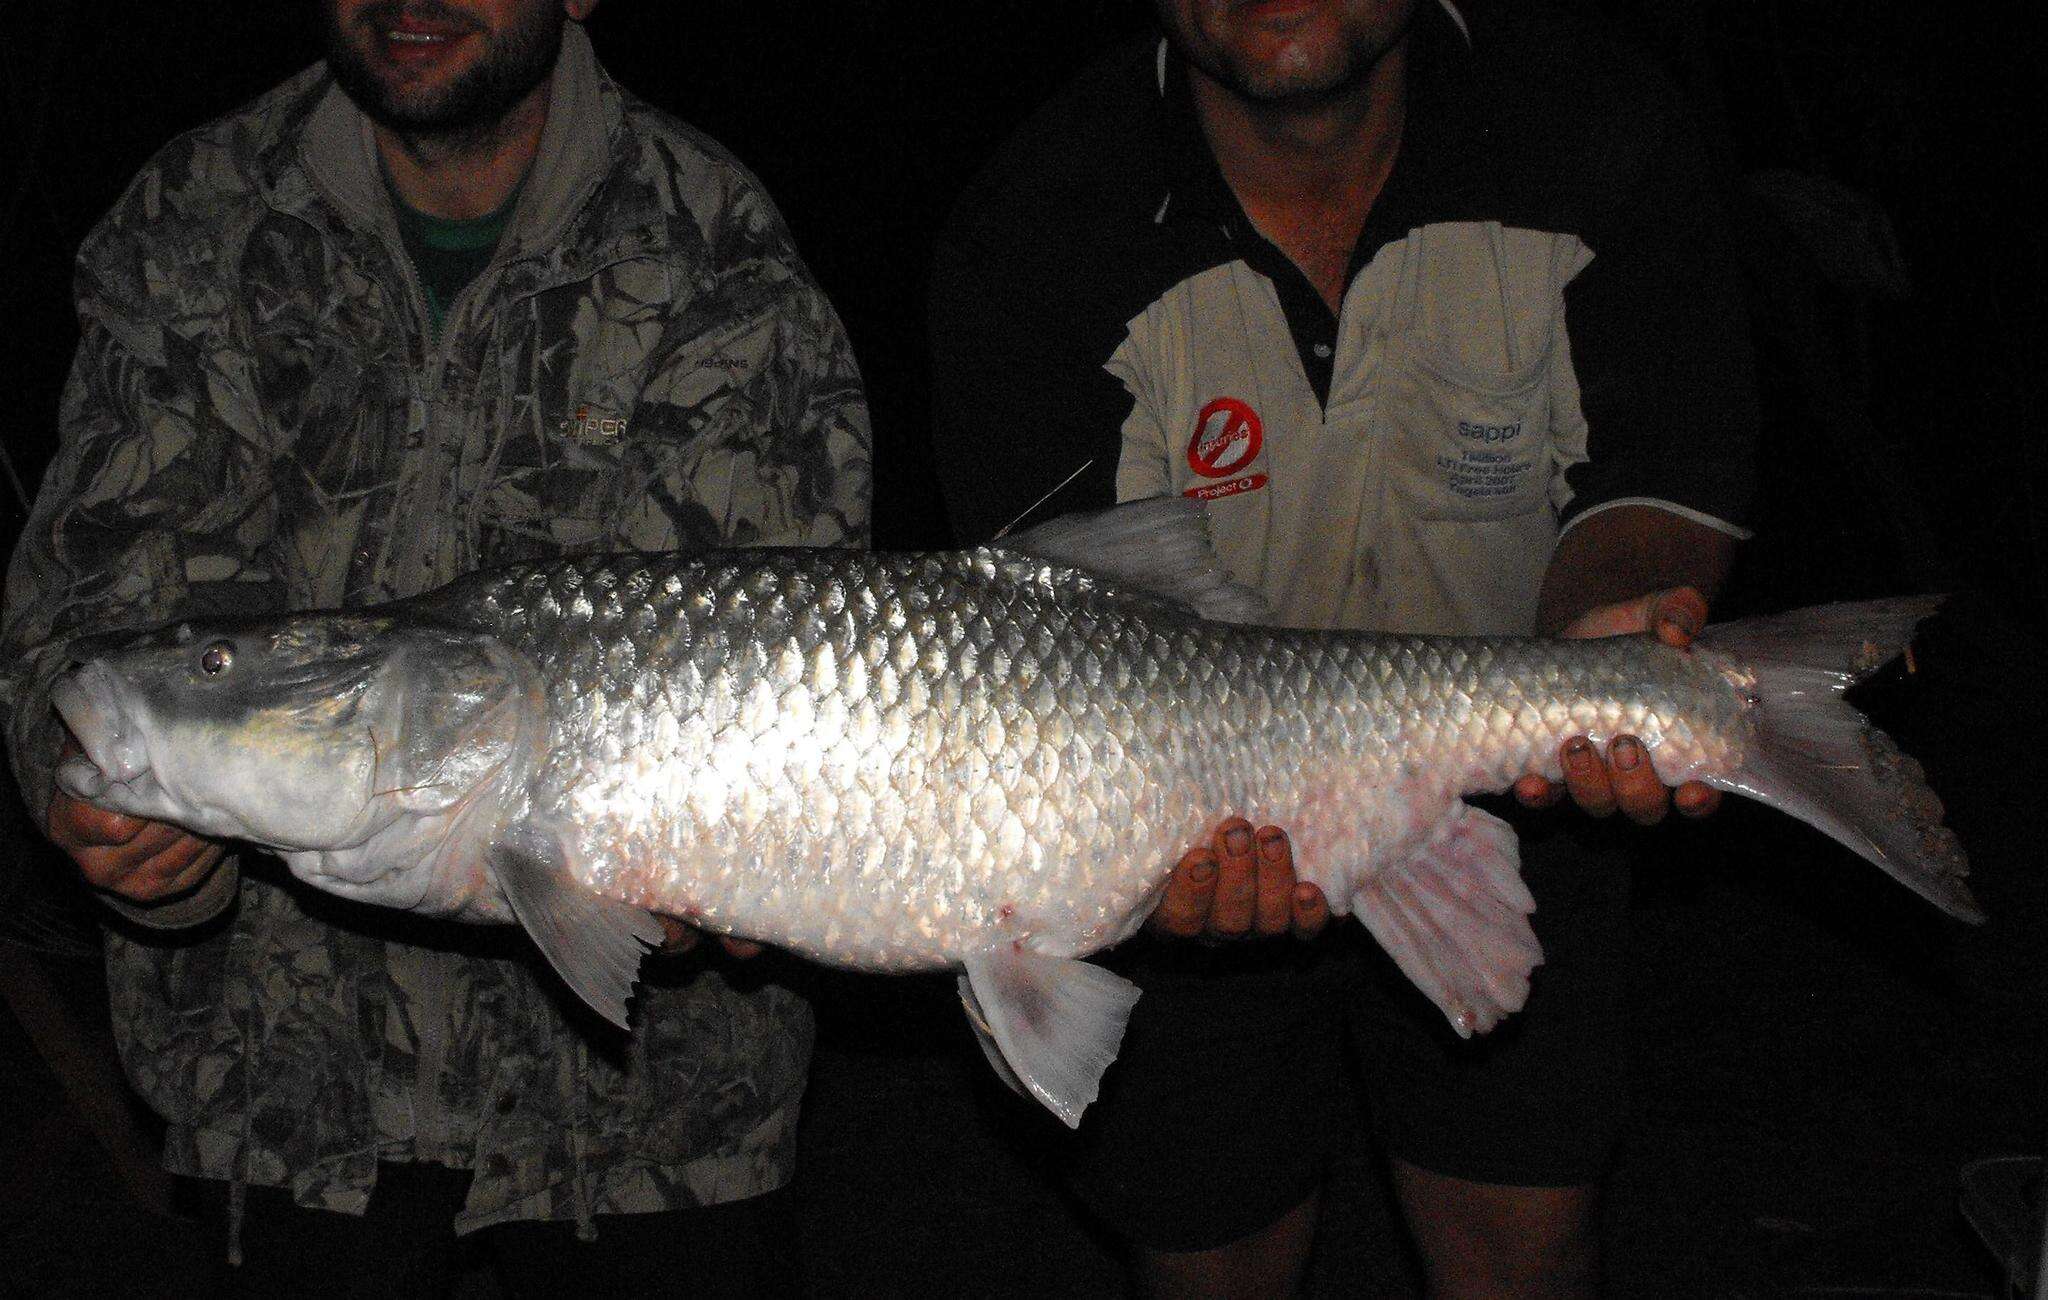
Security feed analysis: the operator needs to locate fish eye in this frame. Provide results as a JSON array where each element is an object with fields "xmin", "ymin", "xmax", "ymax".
[{"xmin": 199, "ymin": 641, "xmax": 235, "ymax": 676}]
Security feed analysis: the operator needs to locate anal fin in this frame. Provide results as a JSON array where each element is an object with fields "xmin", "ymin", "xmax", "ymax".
[
  {"xmin": 491, "ymin": 823, "xmax": 664, "ymax": 1030},
  {"xmin": 1354, "ymin": 802, "xmax": 1542, "ymax": 1037},
  {"xmin": 958, "ymin": 945, "xmax": 1141, "ymax": 1128}
]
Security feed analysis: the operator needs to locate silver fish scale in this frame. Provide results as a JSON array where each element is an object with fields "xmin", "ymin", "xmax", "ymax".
[{"xmin": 427, "ymin": 550, "xmax": 1749, "ymax": 972}]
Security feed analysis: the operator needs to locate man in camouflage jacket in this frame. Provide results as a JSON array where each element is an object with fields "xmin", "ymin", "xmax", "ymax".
[{"xmin": 0, "ymin": 1, "xmax": 869, "ymax": 1254}]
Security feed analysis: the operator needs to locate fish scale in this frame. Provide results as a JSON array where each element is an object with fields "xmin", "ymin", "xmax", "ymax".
[
  {"xmin": 52, "ymin": 499, "xmax": 1977, "ymax": 1127},
  {"xmin": 438, "ymin": 548, "xmax": 1738, "ymax": 975}
]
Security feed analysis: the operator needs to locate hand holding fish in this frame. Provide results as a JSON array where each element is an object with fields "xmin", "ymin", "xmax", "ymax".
[
  {"xmin": 651, "ymin": 914, "xmax": 763, "ymax": 959},
  {"xmin": 1513, "ymin": 587, "xmax": 1725, "ymax": 826},
  {"xmin": 1147, "ymin": 818, "xmax": 1328, "ymax": 941},
  {"xmin": 49, "ymin": 737, "xmax": 227, "ymax": 905}
]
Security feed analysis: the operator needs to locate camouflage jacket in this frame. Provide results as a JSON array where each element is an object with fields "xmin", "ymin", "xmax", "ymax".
[{"xmin": 0, "ymin": 25, "xmax": 870, "ymax": 1234}]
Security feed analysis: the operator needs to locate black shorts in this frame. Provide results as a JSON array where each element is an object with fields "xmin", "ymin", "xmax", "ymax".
[
  {"xmin": 189, "ymin": 1163, "xmax": 802, "ymax": 1298},
  {"xmin": 1063, "ymin": 817, "xmax": 1634, "ymax": 1253}
]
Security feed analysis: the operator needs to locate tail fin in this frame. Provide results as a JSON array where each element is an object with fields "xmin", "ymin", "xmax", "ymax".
[{"xmin": 1697, "ymin": 597, "xmax": 1983, "ymax": 923}]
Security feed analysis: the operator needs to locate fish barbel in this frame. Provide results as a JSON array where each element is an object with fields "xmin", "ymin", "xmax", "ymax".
[{"xmin": 50, "ymin": 500, "xmax": 1979, "ymax": 1125}]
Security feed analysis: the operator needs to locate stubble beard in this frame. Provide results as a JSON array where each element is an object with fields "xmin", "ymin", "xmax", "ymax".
[
  {"xmin": 323, "ymin": 0, "xmax": 566, "ymax": 153},
  {"xmin": 1172, "ymin": 2, "xmax": 1416, "ymax": 107}
]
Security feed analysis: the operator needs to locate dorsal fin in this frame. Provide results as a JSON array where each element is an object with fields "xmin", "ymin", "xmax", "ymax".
[{"xmin": 1001, "ymin": 497, "xmax": 1272, "ymax": 625}]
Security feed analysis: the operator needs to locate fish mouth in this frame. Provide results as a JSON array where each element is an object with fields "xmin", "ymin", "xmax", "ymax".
[{"xmin": 50, "ymin": 661, "xmax": 160, "ymax": 806}]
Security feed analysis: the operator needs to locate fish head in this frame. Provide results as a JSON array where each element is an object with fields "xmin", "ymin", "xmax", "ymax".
[{"xmin": 52, "ymin": 611, "xmax": 542, "ymax": 917}]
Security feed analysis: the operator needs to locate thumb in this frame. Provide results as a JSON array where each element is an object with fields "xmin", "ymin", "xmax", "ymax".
[
  {"xmin": 1560, "ymin": 591, "xmax": 1660, "ymax": 640},
  {"xmin": 653, "ymin": 913, "xmax": 699, "ymax": 953},
  {"xmin": 49, "ymin": 789, "xmax": 150, "ymax": 849},
  {"xmin": 1648, "ymin": 587, "xmax": 1709, "ymax": 648}
]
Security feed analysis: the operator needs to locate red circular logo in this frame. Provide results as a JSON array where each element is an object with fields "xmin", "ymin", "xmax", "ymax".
[{"xmin": 1187, "ymin": 397, "xmax": 1263, "ymax": 479}]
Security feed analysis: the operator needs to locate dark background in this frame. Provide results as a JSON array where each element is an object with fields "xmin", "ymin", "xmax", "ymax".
[
  {"xmin": 2, "ymin": 1, "xmax": 2042, "ymax": 605},
  {"xmin": 3, "ymin": 2, "xmax": 2045, "ymax": 1296}
]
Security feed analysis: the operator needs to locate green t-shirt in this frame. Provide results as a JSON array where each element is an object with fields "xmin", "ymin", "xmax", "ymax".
[{"xmin": 387, "ymin": 178, "xmax": 524, "ymax": 336}]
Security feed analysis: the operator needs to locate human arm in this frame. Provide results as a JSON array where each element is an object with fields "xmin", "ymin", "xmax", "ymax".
[{"xmin": 1505, "ymin": 32, "xmax": 1759, "ymax": 825}]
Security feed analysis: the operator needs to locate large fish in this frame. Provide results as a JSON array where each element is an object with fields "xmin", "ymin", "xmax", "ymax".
[{"xmin": 49, "ymin": 500, "xmax": 1979, "ymax": 1126}]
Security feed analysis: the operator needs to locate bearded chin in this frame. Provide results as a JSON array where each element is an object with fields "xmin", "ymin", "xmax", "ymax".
[
  {"xmin": 323, "ymin": 6, "xmax": 566, "ymax": 139},
  {"xmin": 1222, "ymin": 38, "xmax": 1369, "ymax": 104}
]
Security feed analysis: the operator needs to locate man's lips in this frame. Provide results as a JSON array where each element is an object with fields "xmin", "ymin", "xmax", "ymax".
[
  {"xmin": 374, "ymin": 21, "xmax": 476, "ymax": 64},
  {"xmin": 1233, "ymin": 0, "xmax": 1323, "ymax": 21}
]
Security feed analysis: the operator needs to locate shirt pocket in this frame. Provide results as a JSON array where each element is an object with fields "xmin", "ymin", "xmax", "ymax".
[{"xmin": 1380, "ymin": 331, "xmax": 1556, "ymax": 525}]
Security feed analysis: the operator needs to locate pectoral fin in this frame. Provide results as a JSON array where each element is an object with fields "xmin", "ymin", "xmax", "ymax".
[
  {"xmin": 958, "ymin": 946, "xmax": 1141, "ymax": 1128},
  {"xmin": 1354, "ymin": 801, "xmax": 1543, "ymax": 1037},
  {"xmin": 490, "ymin": 823, "xmax": 664, "ymax": 1030}
]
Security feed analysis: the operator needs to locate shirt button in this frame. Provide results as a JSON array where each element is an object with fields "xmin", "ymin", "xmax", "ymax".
[{"xmin": 1313, "ymin": 342, "xmax": 1333, "ymax": 359}]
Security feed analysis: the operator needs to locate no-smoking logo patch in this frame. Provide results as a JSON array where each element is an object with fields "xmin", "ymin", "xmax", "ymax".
[{"xmin": 1186, "ymin": 397, "xmax": 1262, "ymax": 479}]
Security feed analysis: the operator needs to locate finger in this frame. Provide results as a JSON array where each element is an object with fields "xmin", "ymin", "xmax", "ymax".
[
  {"xmin": 653, "ymin": 914, "xmax": 699, "ymax": 953},
  {"xmin": 1608, "ymin": 736, "xmax": 1670, "ymax": 826},
  {"xmin": 1674, "ymin": 781, "xmax": 1722, "ymax": 819},
  {"xmin": 131, "ymin": 820, "xmax": 196, "ymax": 859},
  {"xmin": 1207, "ymin": 820, "xmax": 1258, "ymax": 938},
  {"xmin": 1559, "ymin": 592, "xmax": 1659, "ymax": 641},
  {"xmin": 1649, "ymin": 587, "xmax": 1709, "ymax": 648},
  {"xmin": 151, "ymin": 838, "xmax": 227, "ymax": 897},
  {"xmin": 1251, "ymin": 826, "xmax": 1296, "ymax": 937},
  {"xmin": 1559, "ymin": 736, "xmax": 1617, "ymax": 818},
  {"xmin": 48, "ymin": 791, "xmax": 151, "ymax": 851},
  {"xmin": 81, "ymin": 827, "xmax": 219, "ymax": 900},
  {"xmin": 73, "ymin": 819, "xmax": 182, "ymax": 890},
  {"xmin": 1148, "ymin": 848, "xmax": 1218, "ymax": 938},
  {"xmin": 1512, "ymin": 773, "xmax": 1564, "ymax": 809},
  {"xmin": 1291, "ymin": 882, "xmax": 1330, "ymax": 942}
]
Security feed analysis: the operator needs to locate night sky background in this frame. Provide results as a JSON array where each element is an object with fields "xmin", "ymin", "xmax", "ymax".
[{"xmin": 2, "ymin": 3, "xmax": 2046, "ymax": 1294}]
